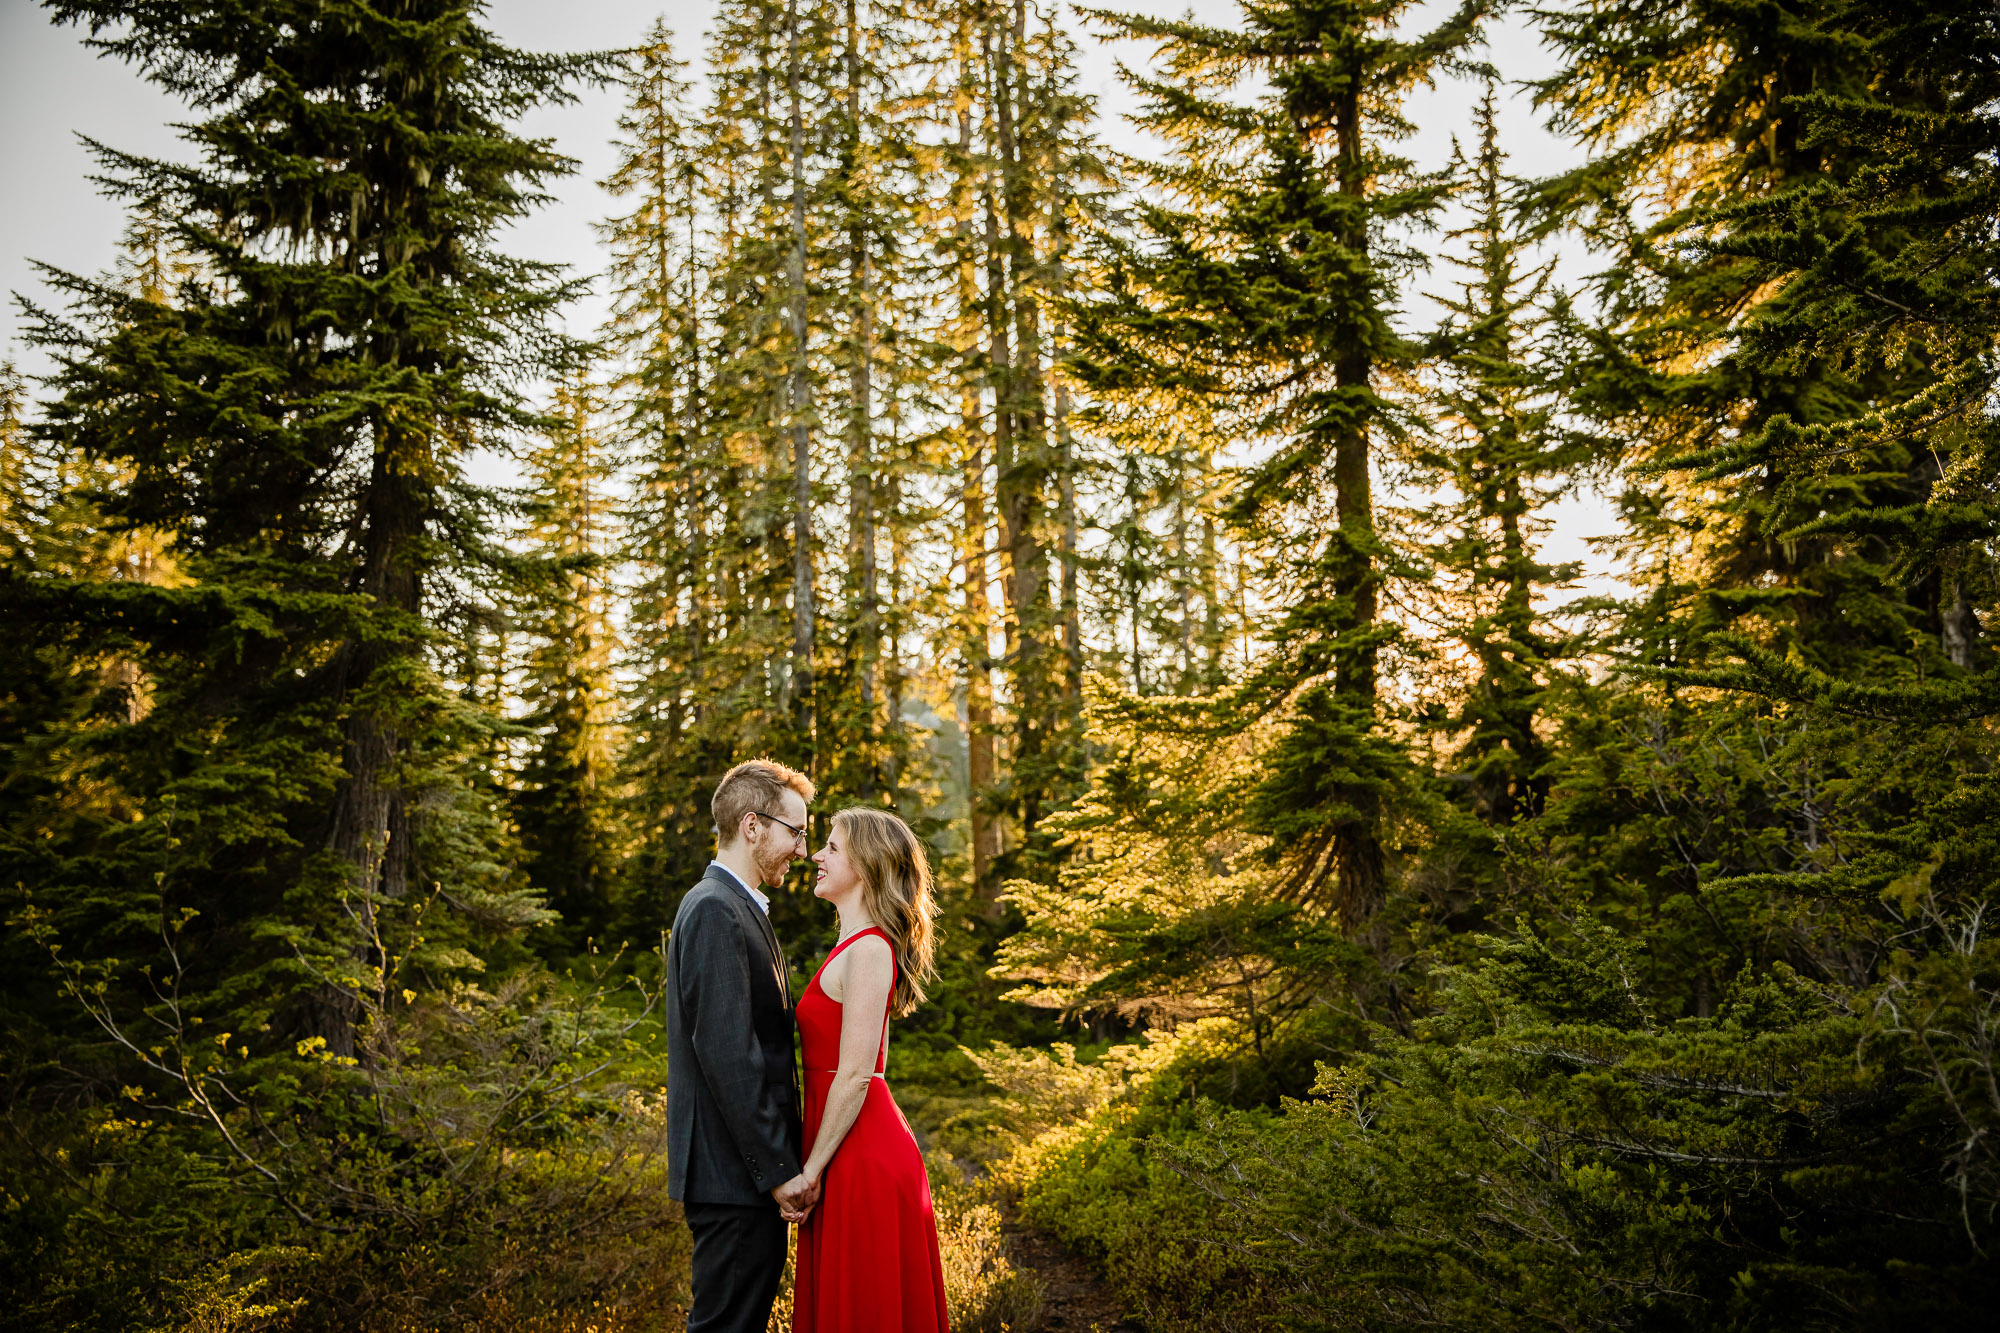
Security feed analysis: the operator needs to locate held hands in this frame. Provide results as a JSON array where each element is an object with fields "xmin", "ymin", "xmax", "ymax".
[{"xmin": 772, "ymin": 1171, "xmax": 821, "ymax": 1224}]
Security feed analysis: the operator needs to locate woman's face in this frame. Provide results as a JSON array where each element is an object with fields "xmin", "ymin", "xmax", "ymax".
[{"xmin": 812, "ymin": 825, "xmax": 862, "ymax": 906}]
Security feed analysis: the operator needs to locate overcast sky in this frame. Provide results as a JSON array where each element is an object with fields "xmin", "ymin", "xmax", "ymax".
[{"xmin": 0, "ymin": 0, "xmax": 1616, "ymax": 592}]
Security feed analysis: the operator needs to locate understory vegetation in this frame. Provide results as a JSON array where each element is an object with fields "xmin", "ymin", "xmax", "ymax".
[{"xmin": 4, "ymin": 0, "xmax": 1998, "ymax": 1330}]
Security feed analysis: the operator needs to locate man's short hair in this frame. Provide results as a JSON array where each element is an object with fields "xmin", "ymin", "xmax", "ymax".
[{"xmin": 711, "ymin": 759, "xmax": 816, "ymax": 848}]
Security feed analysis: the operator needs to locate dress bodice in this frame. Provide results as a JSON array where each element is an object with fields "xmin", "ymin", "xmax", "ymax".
[{"xmin": 796, "ymin": 926, "xmax": 894, "ymax": 1076}]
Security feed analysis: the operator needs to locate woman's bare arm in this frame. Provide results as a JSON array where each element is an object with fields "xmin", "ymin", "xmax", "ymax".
[{"xmin": 802, "ymin": 935, "xmax": 894, "ymax": 1186}]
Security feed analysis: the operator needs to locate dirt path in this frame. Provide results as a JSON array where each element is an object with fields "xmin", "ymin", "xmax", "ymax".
[{"xmin": 1003, "ymin": 1213, "xmax": 1142, "ymax": 1332}]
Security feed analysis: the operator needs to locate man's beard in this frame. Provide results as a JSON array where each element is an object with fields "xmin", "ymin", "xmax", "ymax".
[{"xmin": 753, "ymin": 841, "xmax": 794, "ymax": 889}]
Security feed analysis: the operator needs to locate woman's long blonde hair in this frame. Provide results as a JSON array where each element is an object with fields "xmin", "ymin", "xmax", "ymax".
[{"xmin": 832, "ymin": 807, "xmax": 938, "ymax": 1016}]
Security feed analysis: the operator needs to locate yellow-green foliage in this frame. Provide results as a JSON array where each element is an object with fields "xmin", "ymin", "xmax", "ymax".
[
  {"xmin": 1016, "ymin": 1114, "xmax": 1269, "ymax": 1333},
  {"xmin": 146, "ymin": 1249, "xmax": 309, "ymax": 1333},
  {"xmin": 961, "ymin": 1023, "xmax": 1234, "ymax": 1186},
  {"xmin": 928, "ymin": 1151, "xmax": 1048, "ymax": 1333},
  {"xmin": 963, "ymin": 1024, "xmax": 1273, "ymax": 1331},
  {"xmin": 995, "ymin": 703, "xmax": 1278, "ymax": 1028}
]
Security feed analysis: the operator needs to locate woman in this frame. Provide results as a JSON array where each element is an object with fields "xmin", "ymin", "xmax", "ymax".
[{"xmin": 790, "ymin": 807, "xmax": 949, "ymax": 1333}]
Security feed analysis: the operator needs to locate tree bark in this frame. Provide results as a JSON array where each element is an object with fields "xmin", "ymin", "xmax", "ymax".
[
  {"xmin": 845, "ymin": 0, "xmax": 879, "ymax": 780},
  {"xmin": 321, "ymin": 411, "xmax": 426, "ymax": 1054},
  {"xmin": 959, "ymin": 41, "xmax": 1000, "ymax": 896},
  {"xmin": 990, "ymin": 3, "xmax": 1052, "ymax": 840},
  {"xmin": 786, "ymin": 0, "xmax": 816, "ymax": 753},
  {"xmin": 683, "ymin": 178, "xmax": 708, "ymax": 722},
  {"xmin": 1329, "ymin": 64, "xmax": 1384, "ymax": 919}
]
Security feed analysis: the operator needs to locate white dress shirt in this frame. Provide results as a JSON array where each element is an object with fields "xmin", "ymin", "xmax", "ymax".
[{"xmin": 708, "ymin": 859, "xmax": 771, "ymax": 915}]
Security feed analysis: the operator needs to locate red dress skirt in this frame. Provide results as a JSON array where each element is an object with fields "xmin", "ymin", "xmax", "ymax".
[{"xmin": 792, "ymin": 926, "xmax": 949, "ymax": 1333}]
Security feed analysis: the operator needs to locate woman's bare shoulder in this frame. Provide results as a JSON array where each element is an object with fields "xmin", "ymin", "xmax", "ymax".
[
  {"xmin": 823, "ymin": 931, "xmax": 892, "ymax": 1001},
  {"xmin": 841, "ymin": 932, "xmax": 895, "ymax": 985},
  {"xmin": 848, "ymin": 931, "xmax": 893, "ymax": 959}
]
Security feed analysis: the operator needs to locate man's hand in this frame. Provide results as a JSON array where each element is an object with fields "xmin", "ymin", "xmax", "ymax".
[{"xmin": 772, "ymin": 1171, "xmax": 818, "ymax": 1223}]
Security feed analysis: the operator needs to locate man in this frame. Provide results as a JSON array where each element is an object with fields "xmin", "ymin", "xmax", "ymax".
[{"xmin": 666, "ymin": 758, "xmax": 820, "ymax": 1333}]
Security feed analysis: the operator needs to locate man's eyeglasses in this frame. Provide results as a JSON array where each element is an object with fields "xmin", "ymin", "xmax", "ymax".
[{"xmin": 754, "ymin": 811, "xmax": 808, "ymax": 844}]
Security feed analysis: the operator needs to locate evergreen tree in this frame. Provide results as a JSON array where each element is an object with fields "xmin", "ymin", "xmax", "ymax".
[
  {"xmin": 927, "ymin": 0, "xmax": 1007, "ymax": 891},
  {"xmin": 910, "ymin": 0, "xmax": 1110, "ymax": 890},
  {"xmin": 1534, "ymin": 0, "xmax": 1934, "ymax": 684},
  {"xmin": 599, "ymin": 20, "xmax": 721, "ymax": 907},
  {"xmin": 1078, "ymin": 0, "xmax": 1488, "ymax": 923},
  {"xmin": 816, "ymin": 0, "xmax": 931, "ymax": 807},
  {"xmin": 0, "ymin": 5, "xmax": 718, "ymax": 1327},
  {"xmin": 701, "ymin": 0, "xmax": 836, "ymax": 783},
  {"xmin": 999, "ymin": 9, "xmax": 2000, "ymax": 1328},
  {"xmin": 1687, "ymin": 0, "xmax": 2000, "ymax": 1219},
  {"xmin": 1416, "ymin": 89, "xmax": 1588, "ymax": 827},
  {"xmin": 513, "ymin": 363, "xmax": 624, "ymax": 950},
  {"xmin": 1523, "ymin": 0, "xmax": 1969, "ymax": 1024},
  {"xmin": 23, "ymin": 0, "xmax": 598, "ymax": 1044}
]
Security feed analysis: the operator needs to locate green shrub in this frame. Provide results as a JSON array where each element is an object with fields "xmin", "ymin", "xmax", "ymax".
[
  {"xmin": 1019, "ymin": 1110, "xmax": 1269, "ymax": 1333},
  {"xmin": 0, "ymin": 967, "xmax": 691, "ymax": 1333},
  {"xmin": 929, "ymin": 1151, "xmax": 1048, "ymax": 1333},
  {"xmin": 964, "ymin": 1028, "xmax": 1276, "ymax": 1332},
  {"xmin": 1153, "ymin": 925, "xmax": 2000, "ymax": 1332}
]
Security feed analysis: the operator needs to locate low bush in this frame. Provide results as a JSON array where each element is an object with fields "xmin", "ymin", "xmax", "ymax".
[
  {"xmin": 929, "ymin": 1151, "xmax": 1047, "ymax": 1333},
  {"xmin": 1, "ymin": 961, "xmax": 690, "ymax": 1333},
  {"xmin": 980, "ymin": 921, "xmax": 2000, "ymax": 1333},
  {"xmin": 962, "ymin": 1028, "xmax": 1276, "ymax": 1332}
]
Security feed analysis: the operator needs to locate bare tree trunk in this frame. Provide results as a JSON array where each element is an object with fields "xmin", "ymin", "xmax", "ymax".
[
  {"xmin": 1943, "ymin": 576, "xmax": 1975, "ymax": 669},
  {"xmin": 1495, "ymin": 467, "xmax": 1548, "ymax": 818},
  {"xmin": 1200, "ymin": 488, "xmax": 1222, "ymax": 694},
  {"xmin": 321, "ymin": 414, "xmax": 426, "ymax": 1053},
  {"xmin": 883, "ymin": 425, "xmax": 904, "ymax": 798},
  {"xmin": 683, "ymin": 183, "xmax": 708, "ymax": 722},
  {"xmin": 1125, "ymin": 452, "xmax": 1145, "ymax": 695},
  {"xmin": 959, "ymin": 43, "xmax": 1000, "ymax": 895},
  {"xmin": 786, "ymin": 0, "xmax": 816, "ymax": 754},
  {"xmin": 1056, "ymin": 368, "xmax": 1081, "ymax": 704},
  {"xmin": 981, "ymin": 18, "xmax": 1023, "ymax": 874},
  {"xmin": 990, "ymin": 2, "xmax": 1052, "ymax": 840},
  {"xmin": 1050, "ymin": 159, "xmax": 1083, "ymax": 711},
  {"xmin": 1329, "ymin": 71, "xmax": 1383, "ymax": 919},
  {"xmin": 1175, "ymin": 456, "xmax": 1193, "ymax": 690},
  {"xmin": 845, "ymin": 0, "xmax": 879, "ymax": 782}
]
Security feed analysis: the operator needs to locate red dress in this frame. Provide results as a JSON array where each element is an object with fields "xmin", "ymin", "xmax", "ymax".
[{"xmin": 792, "ymin": 927, "xmax": 949, "ymax": 1333}]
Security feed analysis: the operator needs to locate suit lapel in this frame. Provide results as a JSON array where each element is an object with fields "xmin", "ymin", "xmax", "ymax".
[
  {"xmin": 751, "ymin": 896, "xmax": 790, "ymax": 1006},
  {"xmin": 706, "ymin": 864, "xmax": 790, "ymax": 1006}
]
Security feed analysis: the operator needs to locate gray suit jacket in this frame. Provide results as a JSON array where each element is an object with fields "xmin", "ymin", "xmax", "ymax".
[{"xmin": 664, "ymin": 864, "xmax": 803, "ymax": 1204}]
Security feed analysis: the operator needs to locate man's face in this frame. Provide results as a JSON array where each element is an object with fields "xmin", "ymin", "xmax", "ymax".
[{"xmin": 749, "ymin": 789, "xmax": 809, "ymax": 889}]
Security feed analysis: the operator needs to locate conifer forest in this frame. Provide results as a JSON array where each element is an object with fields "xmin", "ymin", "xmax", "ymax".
[{"xmin": 6, "ymin": 0, "xmax": 2000, "ymax": 1329}]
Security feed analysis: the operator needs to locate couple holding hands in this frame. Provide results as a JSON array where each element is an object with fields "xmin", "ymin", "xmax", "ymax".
[{"xmin": 664, "ymin": 759, "xmax": 950, "ymax": 1333}]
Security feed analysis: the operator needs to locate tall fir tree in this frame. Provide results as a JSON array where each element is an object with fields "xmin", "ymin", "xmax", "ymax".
[
  {"xmin": 513, "ymin": 364, "xmax": 623, "ymax": 950},
  {"xmin": 1078, "ymin": 0, "xmax": 1488, "ymax": 924},
  {"xmin": 1416, "ymin": 88, "xmax": 1588, "ymax": 828},
  {"xmin": 0, "ymin": 5, "xmax": 725, "ymax": 1328},
  {"xmin": 16, "ymin": 0, "xmax": 600, "ymax": 1053},
  {"xmin": 702, "ymin": 0, "xmax": 837, "ymax": 785},
  {"xmin": 1534, "ymin": 0, "xmax": 1935, "ymax": 684},
  {"xmin": 599, "ymin": 21, "xmax": 725, "ymax": 907}
]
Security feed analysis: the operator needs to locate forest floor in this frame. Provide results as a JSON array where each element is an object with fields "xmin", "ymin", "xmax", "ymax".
[{"xmin": 1004, "ymin": 1208, "xmax": 1140, "ymax": 1332}]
